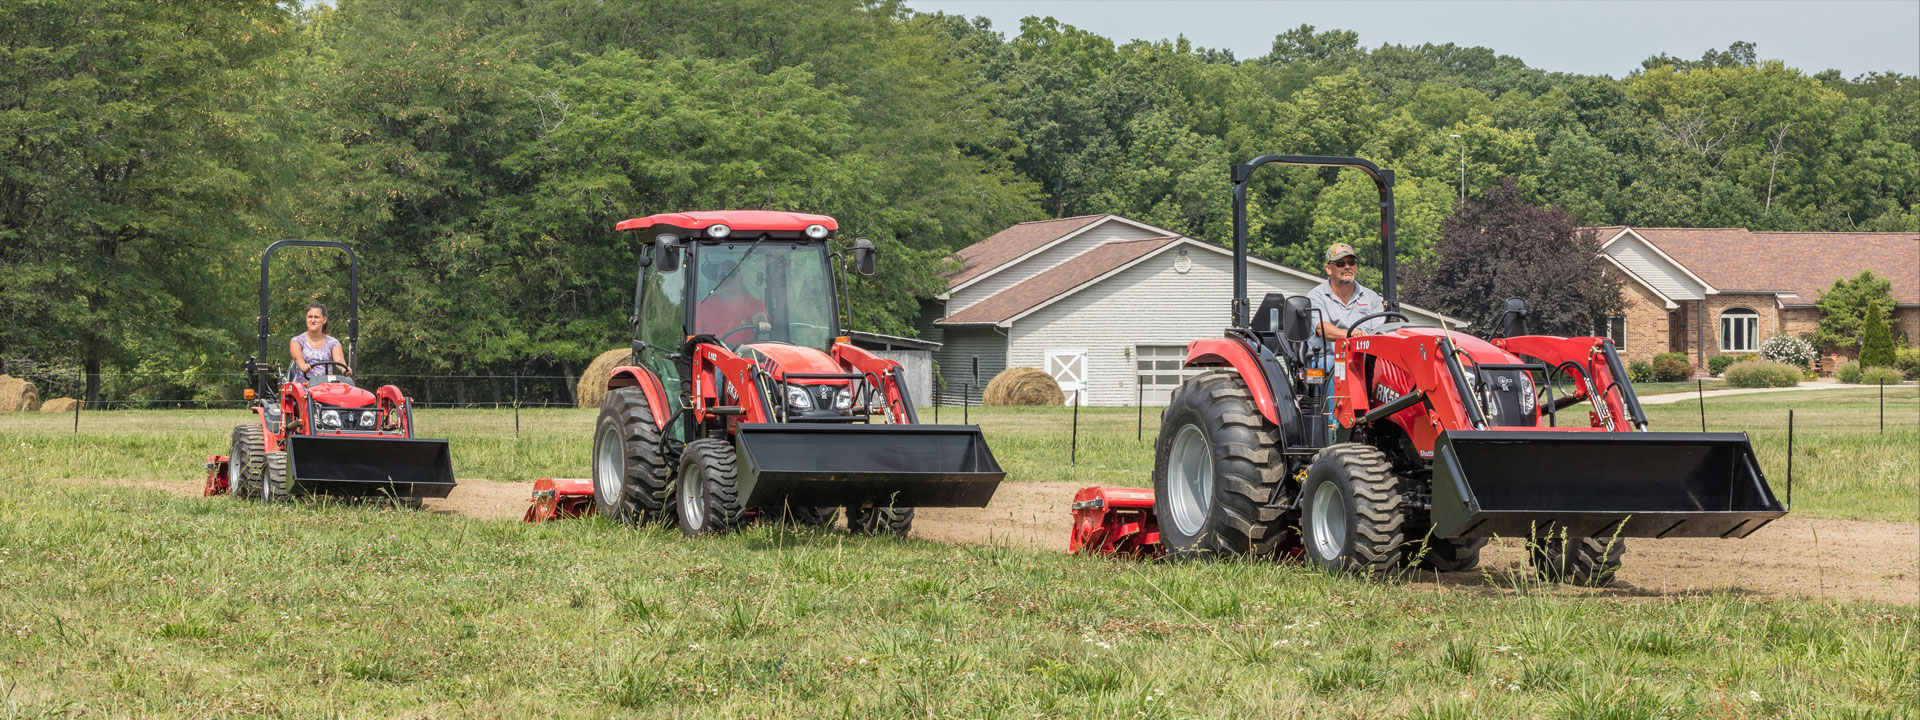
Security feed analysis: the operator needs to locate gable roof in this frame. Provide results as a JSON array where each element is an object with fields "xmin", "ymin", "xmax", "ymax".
[
  {"xmin": 938, "ymin": 236, "xmax": 1179, "ymax": 325},
  {"xmin": 944, "ymin": 214, "xmax": 1109, "ymax": 288},
  {"xmin": 1594, "ymin": 227, "xmax": 1920, "ymax": 306}
]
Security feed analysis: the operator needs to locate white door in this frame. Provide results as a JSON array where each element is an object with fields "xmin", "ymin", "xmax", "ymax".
[{"xmin": 1045, "ymin": 349, "xmax": 1088, "ymax": 406}]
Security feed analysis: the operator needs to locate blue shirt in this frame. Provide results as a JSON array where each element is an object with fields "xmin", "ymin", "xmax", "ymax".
[{"xmin": 1305, "ymin": 280, "xmax": 1385, "ymax": 353}]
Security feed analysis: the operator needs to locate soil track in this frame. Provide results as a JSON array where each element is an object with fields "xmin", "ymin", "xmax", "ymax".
[{"xmin": 89, "ymin": 475, "xmax": 1920, "ymax": 605}]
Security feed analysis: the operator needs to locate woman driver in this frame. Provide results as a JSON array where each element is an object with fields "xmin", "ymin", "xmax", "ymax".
[{"xmin": 289, "ymin": 303, "xmax": 349, "ymax": 383}]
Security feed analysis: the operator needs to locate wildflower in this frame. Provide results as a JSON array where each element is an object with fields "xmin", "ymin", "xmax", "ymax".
[{"xmin": 1749, "ymin": 691, "xmax": 1762, "ymax": 703}]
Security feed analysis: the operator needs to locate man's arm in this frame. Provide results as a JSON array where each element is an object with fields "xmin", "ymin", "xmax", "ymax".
[{"xmin": 1317, "ymin": 321, "xmax": 1362, "ymax": 340}]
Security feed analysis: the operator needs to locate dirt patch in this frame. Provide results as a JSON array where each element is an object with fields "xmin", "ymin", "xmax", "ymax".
[{"xmin": 59, "ymin": 475, "xmax": 1917, "ymax": 604}]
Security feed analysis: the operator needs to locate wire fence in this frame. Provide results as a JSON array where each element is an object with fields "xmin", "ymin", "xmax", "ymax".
[{"xmin": 0, "ymin": 366, "xmax": 589, "ymax": 410}]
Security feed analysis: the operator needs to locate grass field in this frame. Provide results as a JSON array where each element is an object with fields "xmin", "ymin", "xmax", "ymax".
[{"xmin": 0, "ymin": 388, "xmax": 1915, "ymax": 717}]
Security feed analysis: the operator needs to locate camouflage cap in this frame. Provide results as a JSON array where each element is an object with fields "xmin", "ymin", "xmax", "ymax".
[{"xmin": 1325, "ymin": 242, "xmax": 1357, "ymax": 264}]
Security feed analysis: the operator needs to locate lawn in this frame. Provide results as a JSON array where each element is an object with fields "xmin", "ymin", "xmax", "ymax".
[{"xmin": 0, "ymin": 389, "xmax": 1915, "ymax": 717}]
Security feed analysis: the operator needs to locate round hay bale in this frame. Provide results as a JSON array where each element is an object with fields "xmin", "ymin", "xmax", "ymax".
[
  {"xmin": 983, "ymin": 367, "xmax": 1064, "ymax": 406},
  {"xmin": 0, "ymin": 375, "xmax": 40, "ymax": 412},
  {"xmin": 576, "ymin": 348, "xmax": 633, "ymax": 409},
  {"xmin": 39, "ymin": 397, "xmax": 78, "ymax": 413}
]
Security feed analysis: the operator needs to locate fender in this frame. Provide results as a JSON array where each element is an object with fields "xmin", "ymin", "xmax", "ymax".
[
  {"xmin": 375, "ymin": 385, "xmax": 413, "ymax": 436},
  {"xmin": 607, "ymin": 365, "xmax": 669, "ymax": 430},
  {"xmin": 832, "ymin": 342, "xmax": 916, "ymax": 424},
  {"xmin": 1184, "ymin": 337, "xmax": 1281, "ymax": 426}
]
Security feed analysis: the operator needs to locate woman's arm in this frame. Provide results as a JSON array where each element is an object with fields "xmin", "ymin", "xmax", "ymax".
[
  {"xmin": 290, "ymin": 339, "xmax": 308, "ymax": 372},
  {"xmin": 330, "ymin": 342, "xmax": 349, "ymax": 374}
]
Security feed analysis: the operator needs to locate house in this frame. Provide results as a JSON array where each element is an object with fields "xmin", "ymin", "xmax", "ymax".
[
  {"xmin": 915, "ymin": 214, "xmax": 1459, "ymax": 406},
  {"xmin": 1593, "ymin": 227, "xmax": 1920, "ymax": 366}
]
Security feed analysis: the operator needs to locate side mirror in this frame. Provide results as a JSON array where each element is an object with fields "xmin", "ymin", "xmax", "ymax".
[
  {"xmin": 1282, "ymin": 295, "xmax": 1316, "ymax": 343},
  {"xmin": 1493, "ymin": 297, "xmax": 1529, "ymax": 338},
  {"xmin": 653, "ymin": 234, "xmax": 682, "ymax": 273},
  {"xmin": 852, "ymin": 238, "xmax": 876, "ymax": 276}
]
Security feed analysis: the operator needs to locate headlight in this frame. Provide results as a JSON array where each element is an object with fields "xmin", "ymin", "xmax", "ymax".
[
  {"xmin": 707, "ymin": 223, "xmax": 731, "ymax": 239},
  {"xmin": 833, "ymin": 386, "xmax": 854, "ymax": 411},
  {"xmin": 360, "ymin": 410, "xmax": 377, "ymax": 428},
  {"xmin": 804, "ymin": 223, "xmax": 829, "ymax": 239},
  {"xmin": 320, "ymin": 409, "xmax": 341, "ymax": 428},
  {"xmin": 784, "ymin": 385, "xmax": 814, "ymax": 410}
]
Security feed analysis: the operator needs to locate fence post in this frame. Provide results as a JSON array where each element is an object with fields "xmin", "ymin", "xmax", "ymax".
[
  {"xmin": 963, "ymin": 383, "xmax": 970, "ymax": 425},
  {"xmin": 72, "ymin": 370, "xmax": 81, "ymax": 433},
  {"xmin": 1697, "ymin": 379, "xmax": 1706, "ymax": 432},
  {"xmin": 1137, "ymin": 382, "xmax": 1143, "ymax": 442},
  {"xmin": 1879, "ymin": 378, "xmax": 1885, "ymax": 433},
  {"xmin": 1070, "ymin": 390, "xmax": 1080, "ymax": 467},
  {"xmin": 513, "ymin": 373, "xmax": 521, "ymax": 438},
  {"xmin": 1786, "ymin": 409, "xmax": 1794, "ymax": 509}
]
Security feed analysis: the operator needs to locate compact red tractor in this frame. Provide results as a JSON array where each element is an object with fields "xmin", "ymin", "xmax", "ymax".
[
  {"xmin": 544, "ymin": 211, "xmax": 1003, "ymax": 535},
  {"xmin": 1070, "ymin": 156, "xmax": 1785, "ymax": 585},
  {"xmin": 204, "ymin": 240, "xmax": 455, "ymax": 504}
]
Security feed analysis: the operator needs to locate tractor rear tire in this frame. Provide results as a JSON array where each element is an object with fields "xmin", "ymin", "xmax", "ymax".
[
  {"xmin": 1300, "ymin": 444, "xmax": 1406, "ymax": 578},
  {"xmin": 593, "ymin": 387, "xmax": 672, "ymax": 524},
  {"xmin": 1151, "ymin": 370, "xmax": 1294, "ymax": 559},
  {"xmin": 846, "ymin": 506, "xmax": 913, "ymax": 536},
  {"xmin": 259, "ymin": 451, "xmax": 290, "ymax": 503},
  {"xmin": 228, "ymin": 424, "xmax": 265, "ymax": 500},
  {"xmin": 1412, "ymin": 536, "xmax": 1487, "ymax": 572},
  {"xmin": 674, "ymin": 439, "xmax": 745, "ymax": 536},
  {"xmin": 1530, "ymin": 535, "xmax": 1626, "ymax": 587}
]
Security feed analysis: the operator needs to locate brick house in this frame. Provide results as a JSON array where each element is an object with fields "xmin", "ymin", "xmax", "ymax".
[{"xmin": 1592, "ymin": 227, "xmax": 1920, "ymax": 367}]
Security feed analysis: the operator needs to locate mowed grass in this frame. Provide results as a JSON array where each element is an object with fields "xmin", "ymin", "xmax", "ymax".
[
  {"xmin": 0, "ymin": 386, "xmax": 1913, "ymax": 522},
  {"xmin": 0, "ymin": 483, "xmax": 1914, "ymax": 718}
]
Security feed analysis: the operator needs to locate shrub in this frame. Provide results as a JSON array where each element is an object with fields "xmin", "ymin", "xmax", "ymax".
[
  {"xmin": 1836, "ymin": 361, "xmax": 1863, "ymax": 384},
  {"xmin": 1651, "ymin": 355, "xmax": 1693, "ymax": 382},
  {"xmin": 1860, "ymin": 366, "xmax": 1904, "ymax": 386},
  {"xmin": 1707, "ymin": 354, "xmax": 1754, "ymax": 376},
  {"xmin": 1759, "ymin": 335, "xmax": 1816, "ymax": 369},
  {"xmin": 1860, "ymin": 300, "xmax": 1897, "ymax": 367},
  {"xmin": 1723, "ymin": 360, "xmax": 1801, "ymax": 388},
  {"xmin": 1627, "ymin": 360, "xmax": 1653, "ymax": 384},
  {"xmin": 1895, "ymin": 348, "xmax": 1920, "ymax": 380}
]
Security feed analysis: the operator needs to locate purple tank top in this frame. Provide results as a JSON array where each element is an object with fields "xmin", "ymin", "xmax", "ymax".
[{"xmin": 293, "ymin": 334, "xmax": 340, "ymax": 382}]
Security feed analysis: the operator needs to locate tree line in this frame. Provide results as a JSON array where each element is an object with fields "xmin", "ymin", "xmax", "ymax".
[{"xmin": 3, "ymin": 0, "xmax": 1915, "ymax": 404}]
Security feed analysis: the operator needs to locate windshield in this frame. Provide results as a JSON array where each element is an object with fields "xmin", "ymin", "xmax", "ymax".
[{"xmin": 691, "ymin": 242, "xmax": 836, "ymax": 349}]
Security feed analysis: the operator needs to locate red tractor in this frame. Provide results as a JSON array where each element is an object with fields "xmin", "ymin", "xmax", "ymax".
[
  {"xmin": 204, "ymin": 240, "xmax": 456, "ymax": 504},
  {"xmin": 560, "ymin": 210, "xmax": 1002, "ymax": 535},
  {"xmin": 1071, "ymin": 156, "xmax": 1785, "ymax": 584}
]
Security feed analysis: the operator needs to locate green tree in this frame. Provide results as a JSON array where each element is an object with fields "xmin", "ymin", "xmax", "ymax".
[
  {"xmin": 1814, "ymin": 270, "xmax": 1897, "ymax": 353},
  {"xmin": 1860, "ymin": 299, "xmax": 1896, "ymax": 367}
]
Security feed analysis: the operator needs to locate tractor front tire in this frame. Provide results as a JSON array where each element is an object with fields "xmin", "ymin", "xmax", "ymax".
[
  {"xmin": 1412, "ymin": 536, "xmax": 1487, "ymax": 573},
  {"xmin": 228, "ymin": 425, "xmax": 266, "ymax": 500},
  {"xmin": 1300, "ymin": 444, "xmax": 1406, "ymax": 578},
  {"xmin": 259, "ymin": 451, "xmax": 290, "ymax": 503},
  {"xmin": 593, "ymin": 387, "xmax": 672, "ymax": 524},
  {"xmin": 1151, "ymin": 370, "xmax": 1293, "ymax": 559},
  {"xmin": 765, "ymin": 503, "xmax": 840, "ymax": 528},
  {"xmin": 674, "ymin": 440, "xmax": 745, "ymax": 536},
  {"xmin": 846, "ymin": 506, "xmax": 913, "ymax": 536},
  {"xmin": 1530, "ymin": 535, "xmax": 1626, "ymax": 587}
]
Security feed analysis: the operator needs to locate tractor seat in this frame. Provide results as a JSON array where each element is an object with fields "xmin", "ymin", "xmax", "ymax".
[{"xmin": 1249, "ymin": 293, "xmax": 1290, "ymax": 354}]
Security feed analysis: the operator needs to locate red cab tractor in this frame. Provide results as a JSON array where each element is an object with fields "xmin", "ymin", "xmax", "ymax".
[
  {"xmin": 577, "ymin": 210, "xmax": 1003, "ymax": 535},
  {"xmin": 204, "ymin": 240, "xmax": 456, "ymax": 504},
  {"xmin": 1072, "ymin": 156, "xmax": 1785, "ymax": 584}
]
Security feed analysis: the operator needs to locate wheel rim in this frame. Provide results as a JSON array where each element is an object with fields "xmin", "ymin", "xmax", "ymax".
[
  {"xmin": 1309, "ymin": 479, "xmax": 1346, "ymax": 562},
  {"xmin": 679, "ymin": 465, "xmax": 706, "ymax": 530},
  {"xmin": 594, "ymin": 423, "xmax": 623, "ymax": 501},
  {"xmin": 226, "ymin": 451, "xmax": 240, "ymax": 488},
  {"xmin": 1166, "ymin": 424, "xmax": 1213, "ymax": 536}
]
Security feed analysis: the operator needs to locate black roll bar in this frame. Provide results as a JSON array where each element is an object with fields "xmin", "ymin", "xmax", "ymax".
[
  {"xmin": 254, "ymin": 239, "xmax": 359, "ymax": 396},
  {"xmin": 1230, "ymin": 155, "xmax": 1397, "ymax": 328}
]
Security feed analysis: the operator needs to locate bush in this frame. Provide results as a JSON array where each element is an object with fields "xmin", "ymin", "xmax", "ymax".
[
  {"xmin": 1651, "ymin": 355, "xmax": 1693, "ymax": 382},
  {"xmin": 1627, "ymin": 360, "xmax": 1653, "ymax": 384},
  {"xmin": 1759, "ymin": 335, "xmax": 1816, "ymax": 369},
  {"xmin": 1836, "ymin": 361, "xmax": 1863, "ymax": 384},
  {"xmin": 1860, "ymin": 366, "xmax": 1905, "ymax": 386},
  {"xmin": 1861, "ymin": 300, "xmax": 1897, "ymax": 367},
  {"xmin": 1707, "ymin": 354, "xmax": 1753, "ymax": 376},
  {"xmin": 1896, "ymin": 348, "xmax": 1920, "ymax": 380},
  {"xmin": 1723, "ymin": 360, "xmax": 1802, "ymax": 388}
]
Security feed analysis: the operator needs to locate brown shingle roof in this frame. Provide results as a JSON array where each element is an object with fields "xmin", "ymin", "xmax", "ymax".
[
  {"xmin": 938, "ymin": 236, "xmax": 1179, "ymax": 325},
  {"xmin": 1615, "ymin": 228, "xmax": 1920, "ymax": 306},
  {"xmin": 945, "ymin": 214, "xmax": 1109, "ymax": 287}
]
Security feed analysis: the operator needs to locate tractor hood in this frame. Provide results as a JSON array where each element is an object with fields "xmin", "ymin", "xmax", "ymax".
[
  {"xmin": 1383, "ymin": 327, "xmax": 1525, "ymax": 365},
  {"xmin": 741, "ymin": 342, "xmax": 850, "ymax": 385},
  {"xmin": 307, "ymin": 381, "xmax": 378, "ymax": 408}
]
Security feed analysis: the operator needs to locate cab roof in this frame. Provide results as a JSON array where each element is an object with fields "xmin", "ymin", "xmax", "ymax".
[{"xmin": 614, "ymin": 210, "xmax": 838, "ymax": 233}]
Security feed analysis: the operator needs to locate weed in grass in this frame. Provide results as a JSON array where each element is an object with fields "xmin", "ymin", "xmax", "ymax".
[
  {"xmin": 1402, "ymin": 698, "xmax": 1476, "ymax": 720},
  {"xmin": 1551, "ymin": 682, "xmax": 1665, "ymax": 720},
  {"xmin": 154, "ymin": 619, "xmax": 213, "ymax": 640},
  {"xmin": 1439, "ymin": 637, "xmax": 1480, "ymax": 676},
  {"xmin": 1300, "ymin": 658, "xmax": 1383, "ymax": 694}
]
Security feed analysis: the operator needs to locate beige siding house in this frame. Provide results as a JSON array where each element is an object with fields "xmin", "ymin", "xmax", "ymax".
[{"xmin": 918, "ymin": 214, "xmax": 1457, "ymax": 406}]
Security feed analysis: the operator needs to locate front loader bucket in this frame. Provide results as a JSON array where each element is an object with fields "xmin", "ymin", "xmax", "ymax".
[
  {"xmin": 286, "ymin": 435, "xmax": 457, "ymax": 499},
  {"xmin": 732, "ymin": 423, "xmax": 1004, "ymax": 508},
  {"xmin": 1430, "ymin": 430, "xmax": 1784, "ymax": 540}
]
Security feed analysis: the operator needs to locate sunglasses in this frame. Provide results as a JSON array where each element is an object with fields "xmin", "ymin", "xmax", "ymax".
[{"xmin": 1329, "ymin": 258, "xmax": 1357, "ymax": 268}]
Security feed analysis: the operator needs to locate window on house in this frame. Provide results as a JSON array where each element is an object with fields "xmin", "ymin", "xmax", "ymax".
[
  {"xmin": 1595, "ymin": 315, "xmax": 1626, "ymax": 349},
  {"xmin": 1720, "ymin": 308, "xmax": 1759, "ymax": 352},
  {"xmin": 1135, "ymin": 345, "xmax": 1202, "ymax": 403}
]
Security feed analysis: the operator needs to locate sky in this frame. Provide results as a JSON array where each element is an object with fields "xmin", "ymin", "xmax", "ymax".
[{"xmin": 905, "ymin": 0, "xmax": 1920, "ymax": 78}]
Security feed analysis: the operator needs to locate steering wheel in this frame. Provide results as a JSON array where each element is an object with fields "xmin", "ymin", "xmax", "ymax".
[
  {"xmin": 717, "ymin": 324, "xmax": 762, "ymax": 346},
  {"xmin": 305, "ymin": 361, "xmax": 353, "ymax": 378},
  {"xmin": 1345, "ymin": 311, "xmax": 1409, "ymax": 335}
]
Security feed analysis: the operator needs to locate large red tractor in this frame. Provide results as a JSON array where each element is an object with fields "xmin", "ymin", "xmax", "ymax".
[
  {"xmin": 1072, "ymin": 156, "xmax": 1785, "ymax": 584},
  {"xmin": 204, "ymin": 240, "xmax": 456, "ymax": 504},
  {"xmin": 579, "ymin": 210, "xmax": 1003, "ymax": 535}
]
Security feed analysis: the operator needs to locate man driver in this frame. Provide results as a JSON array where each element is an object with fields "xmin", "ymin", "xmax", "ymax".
[{"xmin": 1305, "ymin": 242, "xmax": 1386, "ymax": 362}]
